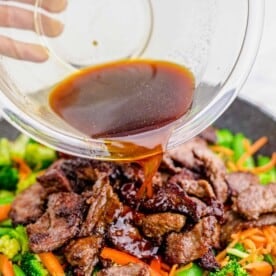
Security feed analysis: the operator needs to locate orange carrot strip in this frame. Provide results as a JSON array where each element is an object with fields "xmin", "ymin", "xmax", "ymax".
[
  {"xmin": 101, "ymin": 247, "xmax": 161, "ymax": 276},
  {"xmin": 252, "ymin": 152, "xmax": 276, "ymax": 174},
  {"xmin": 0, "ymin": 204, "xmax": 11, "ymax": 222},
  {"xmin": 237, "ymin": 136, "xmax": 268, "ymax": 170},
  {"xmin": 243, "ymin": 139, "xmax": 252, "ymax": 152},
  {"xmin": 12, "ymin": 156, "xmax": 31, "ymax": 179},
  {"xmin": 210, "ymin": 145, "xmax": 234, "ymax": 156},
  {"xmin": 0, "ymin": 254, "xmax": 14, "ymax": 276},
  {"xmin": 38, "ymin": 252, "xmax": 65, "ymax": 276},
  {"xmin": 161, "ymin": 262, "xmax": 171, "ymax": 272},
  {"xmin": 227, "ymin": 161, "xmax": 238, "ymax": 172},
  {"xmin": 168, "ymin": 264, "xmax": 177, "ymax": 276}
]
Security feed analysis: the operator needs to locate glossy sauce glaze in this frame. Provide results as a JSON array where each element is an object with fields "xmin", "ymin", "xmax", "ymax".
[{"xmin": 49, "ymin": 60, "xmax": 195, "ymax": 197}]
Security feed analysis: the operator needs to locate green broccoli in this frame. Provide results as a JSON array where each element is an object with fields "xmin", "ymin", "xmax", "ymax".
[
  {"xmin": 209, "ymin": 260, "xmax": 248, "ymax": 276},
  {"xmin": 0, "ymin": 166, "xmax": 19, "ymax": 191},
  {"xmin": 0, "ymin": 234, "xmax": 20, "ymax": 259},
  {"xmin": 16, "ymin": 173, "xmax": 38, "ymax": 194},
  {"xmin": 21, "ymin": 252, "xmax": 48, "ymax": 276}
]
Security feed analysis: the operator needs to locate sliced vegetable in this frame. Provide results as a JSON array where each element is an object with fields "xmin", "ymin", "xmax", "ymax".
[
  {"xmin": 257, "ymin": 155, "xmax": 276, "ymax": 184},
  {"xmin": 226, "ymin": 248, "xmax": 249, "ymax": 259},
  {"xmin": 12, "ymin": 157, "xmax": 31, "ymax": 180},
  {"xmin": 0, "ymin": 254, "xmax": 14, "ymax": 276},
  {"xmin": 0, "ymin": 235, "xmax": 20, "ymax": 259},
  {"xmin": 10, "ymin": 135, "xmax": 30, "ymax": 159},
  {"xmin": 12, "ymin": 264, "xmax": 26, "ymax": 276},
  {"xmin": 264, "ymin": 254, "xmax": 275, "ymax": 266},
  {"xmin": 216, "ymin": 129, "xmax": 234, "ymax": 148},
  {"xmin": 0, "ymin": 139, "xmax": 11, "ymax": 166},
  {"xmin": 16, "ymin": 173, "xmax": 38, "ymax": 194},
  {"xmin": 38, "ymin": 252, "xmax": 65, "ymax": 276},
  {"xmin": 175, "ymin": 263, "xmax": 203, "ymax": 276},
  {"xmin": 0, "ymin": 204, "xmax": 11, "ymax": 222}
]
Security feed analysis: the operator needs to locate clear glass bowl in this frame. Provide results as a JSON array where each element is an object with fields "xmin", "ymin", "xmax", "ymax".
[{"xmin": 0, "ymin": 0, "xmax": 264, "ymax": 160}]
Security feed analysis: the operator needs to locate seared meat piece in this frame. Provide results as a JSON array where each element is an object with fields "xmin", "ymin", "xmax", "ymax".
[
  {"xmin": 97, "ymin": 263, "xmax": 150, "ymax": 276},
  {"xmin": 137, "ymin": 213, "xmax": 186, "ymax": 239},
  {"xmin": 221, "ymin": 211, "xmax": 276, "ymax": 244},
  {"xmin": 198, "ymin": 248, "xmax": 220, "ymax": 271},
  {"xmin": 108, "ymin": 210, "xmax": 158, "ymax": 259},
  {"xmin": 64, "ymin": 236, "xmax": 102, "ymax": 276},
  {"xmin": 193, "ymin": 147, "xmax": 228, "ymax": 203},
  {"xmin": 121, "ymin": 182, "xmax": 199, "ymax": 221},
  {"xmin": 199, "ymin": 126, "xmax": 217, "ymax": 144},
  {"xmin": 9, "ymin": 183, "xmax": 46, "ymax": 225},
  {"xmin": 165, "ymin": 216, "xmax": 220, "ymax": 265},
  {"xmin": 27, "ymin": 192, "xmax": 85, "ymax": 253},
  {"xmin": 165, "ymin": 137, "xmax": 207, "ymax": 171},
  {"xmin": 79, "ymin": 175, "xmax": 122, "ymax": 237},
  {"xmin": 236, "ymin": 183, "xmax": 276, "ymax": 220},
  {"xmin": 226, "ymin": 172, "xmax": 259, "ymax": 197},
  {"xmin": 38, "ymin": 158, "xmax": 120, "ymax": 194}
]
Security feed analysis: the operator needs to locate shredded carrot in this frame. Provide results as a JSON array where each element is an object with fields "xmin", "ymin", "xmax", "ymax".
[
  {"xmin": 12, "ymin": 156, "xmax": 31, "ymax": 179},
  {"xmin": 0, "ymin": 254, "xmax": 14, "ymax": 276},
  {"xmin": 237, "ymin": 136, "xmax": 268, "ymax": 170},
  {"xmin": 38, "ymin": 252, "xmax": 65, "ymax": 276},
  {"xmin": 101, "ymin": 247, "xmax": 162, "ymax": 276},
  {"xmin": 168, "ymin": 264, "xmax": 177, "ymax": 276},
  {"xmin": 243, "ymin": 238, "xmax": 257, "ymax": 251},
  {"xmin": 0, "ymin": 204, "xmax": 11, "ymax": 222},
  {"xmin": 209, "ymin": 145, "xmax": 234, "ymax": 156},
  {"xmin": 243, "ymin": 138, "xmax": 252, "ymax": 152},
  {"xmin": 227, "ymin": 161, "xmax": 238, "ymax": 172},
  {"xmin": 252, "ymin": 152, "xmax": 276, "ymax": 174}
]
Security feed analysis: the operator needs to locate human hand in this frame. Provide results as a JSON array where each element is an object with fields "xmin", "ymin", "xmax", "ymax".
[{"xmin": 0, "ymin": 0, "xmax": 67, "ymax": 62}]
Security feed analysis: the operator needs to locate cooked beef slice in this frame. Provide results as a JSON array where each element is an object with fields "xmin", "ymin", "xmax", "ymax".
[
  {"xmin": 121, "ymin": 182, "xmax": 199, "ymax": 221},
  {"xmin": 97, "ymin": 263, "xmax": 150, "ymax": 276},
  {"xmin": 27, "ymin": 192, "xmax": 85, "ymax": 253},
  {"xmin": 79, "ymin": 175, "xmax": 122, "ymax": 237},
  {"xmin": 193, "ymin": 147, "xmax": 228, "ymax": 203},
  {"xmin": 221, "ymin": 211, "xmax": 276, "ymax": 244},
  {"xmin": 64, "ymin": 236, "xmax": 102, "ymax": 276},
  {"xmin": 198, "ymin": 248, "xmax": 220, "ymax": 271},
  {"xmin": 165, "ymin": 216, "xmax": 220, "ymax": 265},
  {"xmin": 9, "ymin": 183, "xmax": 46, "ymax": 226},
  {"xmin": 137, "ymin": 213, "xmax": 186, "ymax": 238},
  {"xmin": 235, "ymin": 183, "xmax": 276, "ymax": 220},
  {"xmin": 164, "ymin": 137, "xmax": 207, "ymax": 171},
  {"xmin": 199, "ymin": 126, "xmax": 217, "ymax": 144},
  {"xmin": 108, "ymin": 210, "xmax": 158, "ymax": 259},
  {"xmin": 226, "ymin": 172, "xmax": 259, "ymax": 197}
]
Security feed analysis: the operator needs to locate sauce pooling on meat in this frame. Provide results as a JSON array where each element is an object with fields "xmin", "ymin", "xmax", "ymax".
[{"xmin": 49, "ymin": 59, "xmax": 195, "ymax": 196}]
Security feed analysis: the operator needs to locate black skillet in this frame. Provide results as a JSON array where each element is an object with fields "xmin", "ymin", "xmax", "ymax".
[{"xmin": 0, "ymin": 98, "xmax": 275, "ymax": 154}]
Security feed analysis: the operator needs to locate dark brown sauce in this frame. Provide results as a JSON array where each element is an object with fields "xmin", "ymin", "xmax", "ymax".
[{"xmin": 49, "ymin": 59, "xmax": 195, "ymax": 197}]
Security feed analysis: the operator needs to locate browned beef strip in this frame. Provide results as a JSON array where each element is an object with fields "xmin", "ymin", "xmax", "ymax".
[
  {"xmin": 27, "ymin": 192, "xmax": 85, "ymax": 253},
  {"xmin": 108, "ymin": 210, "xmax": 158, "ymax": 259},
  {"xmin": 79, "ymin": 175, "xmax": 122, "ymax": 237},
  {"xmin": 136, "ymin": 213, "xmax": 186, "ymax": 239},
  {"xmin": 64, "ymin": 236, "xmax": 102, "ymax": 276},
  {"xmin": 193, "ymin": 147, "xmax": 228, "ymax": 203},
  {"xmin": 121, "ymin": 182, "xmax": 199, "ymax": 221},
  {"xmin": 199, "ymin": 126, "xmax": 217, "ymax": 144},
  {"xmin": 9, "ymin": 183, "xmax": 46, "ymax": 226},
  {"xmin": 198, "ymin": 248, "xmax": 220, "ymax": 271},
  {"xmin": 164, "ymin": 137, "xmax": 207, "ymax": 171},
  {"xmin": 165, "ymin": 216, "xmax": 220, "ymax": 265},
  {"xmin": 221, "ymin": 211, "xmax": 276, "ymax": 244},
  {"xmin": 236, "ymin": 183, "xmax": 276, "ymax": 220},
  {"xmin": 226, "ymin": 172, "xmax": 259, "ymax": 197},
  {"xmin": 97, "ymin": 263, "xmax": 150, "ymax": 276}
]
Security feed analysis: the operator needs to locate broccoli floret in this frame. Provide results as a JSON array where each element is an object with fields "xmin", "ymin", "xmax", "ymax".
[
  {"xmin": 16, "ymin": 173, "xmax": 38, "ymax": 194},
  {"xmin": 21, "ymin": 252, "xmax": 48, "ymax": 276},
  {"xmin": 0, "ymin": 234, "xmax": 20, "ymax": 259},
  {"xmin": 24, "ymin": 143, "xmax": 57, "ymax": 171},
  {"xmin": 209, "ymin": 260, "xmax": 248, "ymax": 276},
  {"xmin": 0, "ymin": 166, "xmax": 19, "ymax": 191}
]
